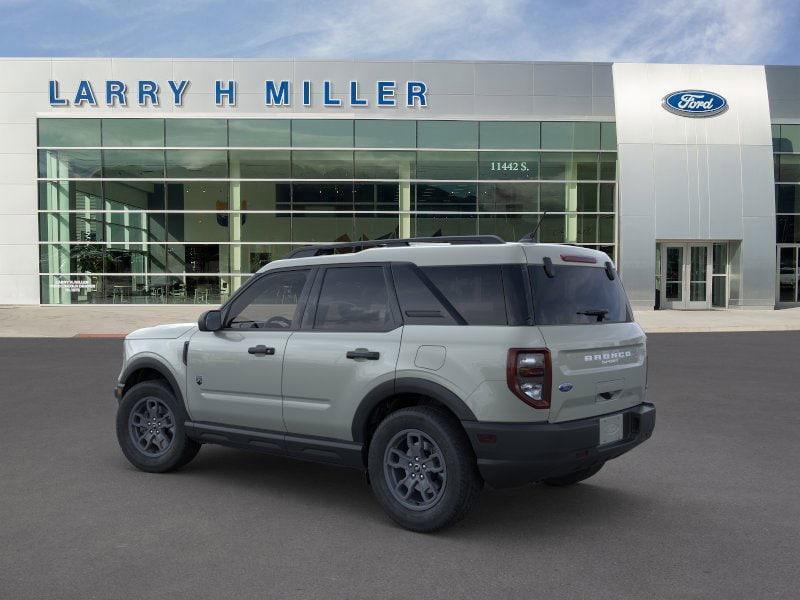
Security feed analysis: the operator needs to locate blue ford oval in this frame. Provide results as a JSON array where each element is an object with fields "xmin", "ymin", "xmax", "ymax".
[{"xmin": 662, "ymin": 90, "xmax": 728, "ymax": 117}]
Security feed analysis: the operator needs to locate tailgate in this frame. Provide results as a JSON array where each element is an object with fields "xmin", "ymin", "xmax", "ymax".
[{"xmin": 539, "ymin": 322, "xmax": 646, "ymax": 423}]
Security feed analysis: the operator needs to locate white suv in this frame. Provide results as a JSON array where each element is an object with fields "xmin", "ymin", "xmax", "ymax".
[{"xmin": 115, "ymin": 236, "xmax": 655, "ymax": 532}]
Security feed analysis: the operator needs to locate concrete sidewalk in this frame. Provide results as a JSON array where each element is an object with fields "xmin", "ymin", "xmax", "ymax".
[{"xmin": 2, "ymin": 304, "xmax": 800, "ymax": 337}]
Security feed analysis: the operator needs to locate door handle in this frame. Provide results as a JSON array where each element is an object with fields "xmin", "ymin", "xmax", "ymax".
[
  {"xmin": 248, "ymin": 345, "xmax": 275, "ymax": 356},
  {"xmin": 346, "ymin": 348, "xmax": 380, "ymax": 360}
]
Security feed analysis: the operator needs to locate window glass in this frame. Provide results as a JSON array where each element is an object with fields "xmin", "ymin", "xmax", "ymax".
[
  {"xmin": 314, "ymin": 266, "xmax": 392, "ymax": 331},
  {"xmin": 477, "ymin": 213, "xmax": 539, "ymax": 242},
  {"xmin": 537, "ymin": 214, "xmax": 566, "ymax": 242},
  {"xmin": 239, "ymin": 181, "xmax": 291, "ymax": 211},
  {"xmin": 539, "ymin": 183, "xmax": 566, "ymax": 212},
  {"xmin": 599, "ymin": 183, "xmax": 615, "ymax": 212},
  {"xmin": 228, "ymin": 269, "xmax": 309, "ymax": 329},
  {"xmin": 292, "ymin": 150, "xmax": 353, "ymax": 178},
  {"xmin": 478, "ymin": 182, "xmax": 538, "ymax": 212},
  {"xmin": 166, "ymin": 119, "xmax": 227, "ymax": 147},
  {"xmin": 291, "ymin": 120, "xmax": 353, "ymax": 147},
  {"xmin": 530, "ymin": 264, "xmax": 631, "ymax": 325},
  {"xmin": 479, "ymin": 152, "xmax": 539, "ymax": 179},
  {"xmin": 479, "ymin": 121, "xmax": 540, "ymax": 149},
  {"xmin": 417, "ymin": 121, "xmax": 478, "ymax": 149},
  {"xmin": 292, "ymin": 212, "xmax": 354, "ymax": 242},
  {"xmin": 38, "ymin": 149, "xmax": 102, "ymax": 178},
  {"xmin": 776, "ymin": 184, "xmax": 800, "ymax": 213},
  {"xmin": 577, "ymin": 183, "xmax": 598, "ymax": 211},
  {"xmin": 573, "ymin": 122, "xmax": 601, "ymax": 150},
  {"xmin": 776, "ymin": 215, "xmax": 800, "ymax": 243},
  {"xmin": 599, "ymin": 153, "xmax": 616, "ymax": 180},
  {"xmin": 166, "ymin": 150, "xmax": 228, "ymax": 178},
  {"xmin": 229, "ymin": 150, "xmax": 290, "ymax": 178},
  {"xmin": 420, "ymin": 265, "xmax": 507, "ymax": 325},
  {"xmin": 167, "ymin": 244, "xmax": 226, "ymax": 273},
  {"xmin": 354, "ymin": 151, "xmax": 415, "ymax": 179},
  {"xmin": 540, "ymin": 153, "xmax": 571, "ymax": 180},
  {"xmin": 291, "ymin": 182, "xmax": 354, "ymax": 211},
  {"xmin": 355, "ymin": 120, "xmax": 416, "ymax": 148},
  {"xmin": 415, "ymin": 183, "xmax": 477, "ymax": 211},
  {"xmin": 391, "ymin": 264, "xmax": 456, "ymax": 325},
  {"xmin": 354, "ymin": 183, "xmax": 400, "ymax": 211},
  {"xmin": 778, "ymin": 155, "xmax": 800, "ymax": 182},
  {"xmin": 779, "ymin": 125, "xmax": 800, "ymax": 153},
  {"xmin": 600, "ymin": 123, "xmax": 617, "ymax": 151},
  {"xmin": 166, "ymin": 182, "xmax": 228, "ymax": 211},
  {"xmin": 167, "ymin": 212, "xmax": 230, "ymax": 243},
  {"xmin": 102, "ymin": 119, "xmax": 164, "ymax": 147},
  {"xmin": 240, "ymin": 211, "xmax": 291, "ymax": 242},
  {"xmin": 577, "ymin": 214, "xmax": 597, "ymax": 243},
  {"xmin": 38, "ymin": 181, "xmax": 104, "ymax": 211},
  {"xmin": 598, "ymin": 215, "xmax": 615, "ymax": 243},
  {"xmin": 772, "ymin": 125, "xmax": 782, "ymax": 152},
  {"xmin": 39, "ymin": 119, "xmax": 100, "ymax": 147},
  {"xmin": 105, "ymin": 181, "xmax": 165, "ymax": 211},
  {"xmin": 575, "ymin": 153, "xmax": 598, "ymax": 180},
  {"xmin": 540, "ymin": 122, "xmax": 573, "ymax": 150},
  {"xmin": 416, "ymin": 151, "xmax": 477, "ymax": 180},
  {"xmin": 229, "ymin": 120, "xmax": 290, "ymax": 147},
  {"xmin": 354, "ymin": 213, "xmax": 399, "ymax": 240},
  {"xmin": 103, "ymin": 150, "xmax": 164, "ymax": 178},
  {"xmin": 414, "ymin": 214, "xmax": 477, "ymax": 237}
]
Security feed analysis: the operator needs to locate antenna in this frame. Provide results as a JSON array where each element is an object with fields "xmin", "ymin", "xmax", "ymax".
[{"xmin": 518, "ymin": 211, "xmax": 548, "ymax": 243}]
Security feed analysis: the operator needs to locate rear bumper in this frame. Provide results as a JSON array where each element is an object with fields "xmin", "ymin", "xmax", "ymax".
[{"xmin": 462, "ymin": 402, "xmax": 655, "ymax": 489}]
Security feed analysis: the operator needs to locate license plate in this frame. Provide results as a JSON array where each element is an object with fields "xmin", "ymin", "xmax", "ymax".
[{"xmin": 598, "ymin": 413, "xmax": 624, "ymax": 446}]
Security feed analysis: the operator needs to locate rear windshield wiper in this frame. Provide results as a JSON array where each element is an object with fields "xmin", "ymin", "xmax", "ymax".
[{"xmin": 577, "ymin": 309, "xmax": 609, "ymax": 322}]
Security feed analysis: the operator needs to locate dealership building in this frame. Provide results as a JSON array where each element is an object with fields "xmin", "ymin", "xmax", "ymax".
[{"xmin": 1, "ymin": 58, "xmax": 799, "ymax": 309}]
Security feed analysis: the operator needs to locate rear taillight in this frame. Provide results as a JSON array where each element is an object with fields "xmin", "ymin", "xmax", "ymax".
[{"xmin": 506, "ymin": 348, "xmax": 551, "ymax": 409}]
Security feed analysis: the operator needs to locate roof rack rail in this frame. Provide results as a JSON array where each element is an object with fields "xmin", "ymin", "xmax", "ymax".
[{"xmin": 285, "ymin": 235, "xmax": 505, "ymax": 259}]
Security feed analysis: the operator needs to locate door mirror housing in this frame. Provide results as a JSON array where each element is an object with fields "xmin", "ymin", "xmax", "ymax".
[{"xmin": 198, "ymin": 309, "xmax": 223, "ymax": 332}]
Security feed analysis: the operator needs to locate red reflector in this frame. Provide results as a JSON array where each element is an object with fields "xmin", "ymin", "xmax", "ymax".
[
  {"xmin": 560, "ymin": 254, "xmax": 597, "ymax": 264},
  {"xmin": 477, "ymin": 433, "xmax": 497, "ymax": 444},
  {"xmin": 575, "ymin": 449, "xmax": 590, "ymax": 459}
]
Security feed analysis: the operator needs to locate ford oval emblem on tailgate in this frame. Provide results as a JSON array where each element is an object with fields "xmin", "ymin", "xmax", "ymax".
[{"xmin": 558, "ymin": 383, "xmax": 574, "ymax": 392}]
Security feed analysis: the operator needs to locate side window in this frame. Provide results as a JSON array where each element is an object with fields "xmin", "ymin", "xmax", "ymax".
[
  {"xmin": 314, "ymin": 266, "xmax": 393, "ymax": 331},
  {"xmin": 391, "ymin": 264, "xmax": 457, "ymax": 325},
  {"xmin": 420, "ymin": 265, "xmax": 508, "ymax": 325},
  {"xmin": 227, "ymin": 269, "xmax": 310, "ymax": 329}
]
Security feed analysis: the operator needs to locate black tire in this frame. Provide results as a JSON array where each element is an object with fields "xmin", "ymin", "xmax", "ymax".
[
  {"xmin": 368, "ymin": 406, "xmax": 482, "ymax": 532},
  {"xmin": 542, "ymin": 462, "xmax": 604, "ymax": 487},
  {"xmin": 116, "ymin": 380, "xmax": 201, "ymax": 473}
]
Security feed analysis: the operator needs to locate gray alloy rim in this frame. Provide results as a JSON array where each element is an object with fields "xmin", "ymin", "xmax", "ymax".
[
  {"xmin": 383, "ymin": 429, "xmax": 447, "ymax": 511},
  {"xmin": 129, "ymin": 397, "xmax": 176, "ymax": 457}
]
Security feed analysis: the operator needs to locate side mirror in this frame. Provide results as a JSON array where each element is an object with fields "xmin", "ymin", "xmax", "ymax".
[{"xmin": 198, "ymin": 309, "xmax": 223, "ymax": 332}]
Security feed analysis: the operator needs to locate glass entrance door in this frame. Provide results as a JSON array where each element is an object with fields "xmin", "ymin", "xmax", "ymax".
[
  {"xmin": 777, "ymin": 245, "xmax": 799, "ymax": 304},
  {"xmin": 659, "ymin": 243, "xmax": 712, "ymax": 309}
]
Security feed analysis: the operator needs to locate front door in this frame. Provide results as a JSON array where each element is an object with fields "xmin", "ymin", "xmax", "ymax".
[
  {"xmin": 660, "ymin": 243, "xmax": 712, "ymax": 309},
  {"xmin": 186, "ymin": 267, "xmax": 314, "ymax": 432},
  {"xmin": 282, "ymin": 264, "xmax": 403, "ymax": 441}
]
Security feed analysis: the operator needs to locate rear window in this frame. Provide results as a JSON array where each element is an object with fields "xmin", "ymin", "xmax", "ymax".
[{"xmin": 530, "ymin": 264, "xmax": 631, "ymax": 325}]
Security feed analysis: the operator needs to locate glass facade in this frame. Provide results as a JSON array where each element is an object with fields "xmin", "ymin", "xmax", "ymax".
[
  {"xmin": 773, "ymin": 124, "xmax": 800, "ymax": 304},
  {"xmin": 37, "ymin": 118, "xmax": 617, "ymax": 304}
]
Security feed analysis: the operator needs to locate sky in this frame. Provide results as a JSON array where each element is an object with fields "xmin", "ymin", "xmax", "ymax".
[{"xmin": 0, "ymin": 0, "xmax": 798, "ymax": 65}]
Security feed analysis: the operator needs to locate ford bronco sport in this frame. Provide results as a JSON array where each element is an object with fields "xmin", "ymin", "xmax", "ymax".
[{"xmin": 115, "ymin": 235, "xmax": 655, "ymax": 532}]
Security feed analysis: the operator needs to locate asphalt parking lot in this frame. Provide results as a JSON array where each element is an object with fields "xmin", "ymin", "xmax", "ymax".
[{"xmin": 1, "ymin": 332, "xmax": 799, "ymax": 599}]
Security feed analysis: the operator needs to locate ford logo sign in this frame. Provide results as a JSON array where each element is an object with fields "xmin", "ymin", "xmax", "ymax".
[
  {"xmin": 558, "ymin": 383, "xmax": 574, "ymax": 393},
  {"xmin": 662, "ymin": 90, "xmax": 728, "ymax": 117}
]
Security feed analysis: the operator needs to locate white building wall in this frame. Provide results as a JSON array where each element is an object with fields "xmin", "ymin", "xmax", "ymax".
[{"xmin": 613, "ymin": 63, "xmax": 776, "ymax": 309}]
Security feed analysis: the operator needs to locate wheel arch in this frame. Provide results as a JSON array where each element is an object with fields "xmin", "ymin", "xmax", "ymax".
[
  {"xmin": 351, "ymin": 377, "xmax": 477, "ymax": 445},
  {"xmin": 120, "ymin": 357, "xmax": 186, "ymax": 411}
]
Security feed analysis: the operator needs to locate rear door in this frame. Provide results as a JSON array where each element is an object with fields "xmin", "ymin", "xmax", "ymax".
[
  {"xmin": 186, "ymin": 267, "xmax": 313, "ymax": 432},
  {"xmin": 282, "ymin": 264, "xmax": 403, "ymax": 441},
  {"xmin": 528, "ymin": 260, "xmax": 646, "ymax": 423}
]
